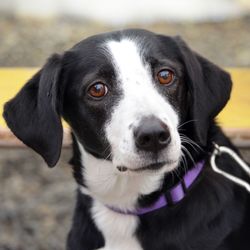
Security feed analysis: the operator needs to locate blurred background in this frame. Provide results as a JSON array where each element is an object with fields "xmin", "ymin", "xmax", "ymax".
[
  {"xmin": 0, "ymin": 0, "xmax": 250, "ymax": 67},
  {"xmin": 0, "ymin": 0, "xmax": 250, "ymax": 249}
]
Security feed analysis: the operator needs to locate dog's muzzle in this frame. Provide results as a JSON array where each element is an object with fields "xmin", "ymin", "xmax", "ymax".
[{"xmin": 116, "ymin": 116, "xmax": 175, "ymax": 173}]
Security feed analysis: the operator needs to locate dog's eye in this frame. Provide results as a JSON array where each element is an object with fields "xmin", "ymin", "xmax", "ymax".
[
  {"xmin": 88, "ymin": 82, "xmax": 108, "ymax": 99},
  {"xmin": 157, "ymin": 69, "xmax": 174, "ymax": 85}
]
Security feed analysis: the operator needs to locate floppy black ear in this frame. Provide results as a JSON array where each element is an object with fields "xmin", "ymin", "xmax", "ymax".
[
  {"xmin": 174, "ymin": 36, "xmax": 232, "ymax": 146},
  {"xmin": 3, "ymin": 54, "xmax": 63, "ymax": 167}
]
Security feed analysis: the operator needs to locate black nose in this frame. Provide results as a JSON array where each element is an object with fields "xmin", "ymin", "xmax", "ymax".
[{"xmin": 134, "ymin": 116, "xmax": 171, "ymax": 152}]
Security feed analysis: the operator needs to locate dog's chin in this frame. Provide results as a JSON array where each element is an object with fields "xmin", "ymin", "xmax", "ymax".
[{"xmin": 116, "ymin": 159, "xmax": 179, "ymax": 174}]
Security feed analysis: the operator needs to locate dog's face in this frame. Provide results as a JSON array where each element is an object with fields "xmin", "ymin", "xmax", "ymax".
[
  {"xmin": 62, "ymin": 30, "xmax": 188, "ymax": 175},
  {"xmin": 3, "ymin": 29, "xmax": 232, "ymax": 192}
]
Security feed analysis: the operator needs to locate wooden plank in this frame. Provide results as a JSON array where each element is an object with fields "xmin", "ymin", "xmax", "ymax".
[
  {"xmin": 0, "ymin": 68, "xmax": 38, "ymax": 128},
  {"xmin": 217, "ymin": 68, "xmax": 250, "ymax": 128},
  {"xmin": 0, "ymin": 67, "xmax": 250, "ymax": 147}
]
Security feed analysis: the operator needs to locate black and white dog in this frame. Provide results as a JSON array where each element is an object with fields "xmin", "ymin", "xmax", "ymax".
[{"xmin": 3, "ymin": 29, "xmax": 250, "ymax": 250}]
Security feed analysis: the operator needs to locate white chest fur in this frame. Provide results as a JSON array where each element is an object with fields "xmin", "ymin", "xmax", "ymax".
[
  {"xmin": 78, "ymin": 144, "xmax": 162, "ymax": 250},
  {"xmin": 92, "ymin": 200, "xmax": 143, "ymax": 250}
]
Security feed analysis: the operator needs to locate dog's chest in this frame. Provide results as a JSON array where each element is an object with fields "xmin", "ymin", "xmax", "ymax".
[{"xmin": 92, "ymin": 200, "xmax": 143, "ymax": 250}]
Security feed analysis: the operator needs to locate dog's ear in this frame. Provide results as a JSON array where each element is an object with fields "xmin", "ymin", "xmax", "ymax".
[
  {"xmin": 3, "ymin": 54, "xmax": 63, "ymax": 167},
  {"xmin": 174, "ymin": 36, "xmax": 232, "ymax": 146}
]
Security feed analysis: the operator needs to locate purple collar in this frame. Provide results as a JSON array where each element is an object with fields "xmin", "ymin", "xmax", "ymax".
[{"xmin": 107, "ymin": 160, "xmax": 205, "ymax": 216}]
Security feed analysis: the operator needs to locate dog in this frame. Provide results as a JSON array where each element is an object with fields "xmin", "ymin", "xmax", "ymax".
[{"xmin": 3, "ymin": 29, "xmax": 250, "ymax": 250}]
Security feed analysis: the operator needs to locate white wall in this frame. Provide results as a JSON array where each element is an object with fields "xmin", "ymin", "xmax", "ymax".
[{"xmin": 0, "ymin": 0, "xmax": 248, "ymax": 24}]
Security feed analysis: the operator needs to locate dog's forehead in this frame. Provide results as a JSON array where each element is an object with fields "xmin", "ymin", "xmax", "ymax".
[
  {"xmin": 64, "ymin": 29, "xmax": 183, "ymax": 90},
  {"xmin": 105, "ymin": 38, "xmax": 146, "ymax": 78},
  {"xmin": 64, "ymin": 30, "xmax": 156, "ymax": 84},
  {"xmin": 73, "ymin": 29, "xmax": 156, "ymax": 49},
  {"xmin": 70, "ymin": 29, "xmax": 165, "ymax": 64}
]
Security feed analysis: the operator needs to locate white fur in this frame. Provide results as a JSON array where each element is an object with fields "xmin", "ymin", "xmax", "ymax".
[
  {"xmin": 105, "ymin": 38, "xmax": 181, "ymax": 171},
  {"xmin": 78, "ymin": 38, "xmax": 182, "ymax": 250},
  {"xmin": 78, "ymin": 144, "xmax": 146, "ymax": 250},
  {"xmin": 78, "ymin": 143, "xmax": 164, "ymax": 210},
  {"xmin": 93, "ymin": 201, "xmax": 143, "ymax": 250}
]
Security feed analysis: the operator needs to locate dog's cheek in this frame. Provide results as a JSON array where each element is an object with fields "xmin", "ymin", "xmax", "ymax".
[{"xmin": 171, "ymin": 129, "xmax": 182, "ymax": 160}]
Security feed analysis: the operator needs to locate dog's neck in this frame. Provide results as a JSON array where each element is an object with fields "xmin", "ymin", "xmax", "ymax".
[
  {"xmin": 77, "ymin": 141, "xmax": 164, "ymax": 210},
  {"xmin": 107, "ymin": 160, "xmax": 205, "ymax": 215},
  {"xmin": 71, "ymin": 137, "xmax": 205, "ymax": 212}
]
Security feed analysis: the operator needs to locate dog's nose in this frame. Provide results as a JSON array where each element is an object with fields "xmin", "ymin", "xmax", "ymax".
[{"xmin": 134, "ymin": 117, "xmax": 171, "ymax": 152}]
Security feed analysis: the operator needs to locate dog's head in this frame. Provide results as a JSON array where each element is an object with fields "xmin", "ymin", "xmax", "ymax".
[{"xmin": 3, "ymin": 29, "xmax": 232, "ymax": 176}]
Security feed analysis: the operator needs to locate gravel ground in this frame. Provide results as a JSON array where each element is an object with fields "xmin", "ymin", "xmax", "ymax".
[
  {"xmin": 0, "ymin": 15, "xmax": 250, "ymax": 67},
  {"xmin": 0, "ymin": 148, "xmax": 250, "ymax": 250},
  {"xmin": 1, "ymin": 15, "xmax": 250, "ymax": 250},
  {"xmin": 0, "ymin": 148, "xmax": 75, "ymax": 250}
]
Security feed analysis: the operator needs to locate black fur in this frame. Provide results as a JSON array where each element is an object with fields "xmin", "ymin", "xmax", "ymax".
[
  {"xmin": 3, "ymin": 54, "xmax": 63, "ymax": 167},
  {"xmin": 3, "ymin": 29, "xmax": 250, "ymax": 250}
]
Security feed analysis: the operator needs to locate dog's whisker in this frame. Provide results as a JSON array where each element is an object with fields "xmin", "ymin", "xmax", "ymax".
[
  {"xmin": 180, "ymin": 134, "xmax": 203, "ymax": 153},
  {"xmin": 178, "ymin": 119, "xmax": 198, "ymax": 129},
  {"xmin": 104, "ymin": 151, "xmax": 112, "ymax": 161},
  {"xmin": 102, "ymin": 145, "xmax": 112, "ymax": 156},
  {"xmin": 181, "ymin": 135, "xmax": 202, "ymax": 150},
  {"xmin": 170, "ymin": 171, "xmax": 175, "ymax": 186},
  {"xmin": 184, "ymin": 137, "xmax": 203, "ymax": 152},
  {"xmin": 181, "ymin": 145, "xmax": 196, "ymax": 167},
  {"xmin": 173, "ymin": 167, "xmax": 182, "ymax": 181},
  {"xmin": 180, "ymin": 152, "xmax": 188, "ymax": 175},
  {"xmin": 181, "ymin": 138, "xmax": 200, "ymax": 153}
]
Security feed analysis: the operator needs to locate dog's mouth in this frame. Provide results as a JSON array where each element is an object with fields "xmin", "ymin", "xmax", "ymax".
[{"xmin": 117, "ymin": 161, "xmax": 176, "ymax": 173}]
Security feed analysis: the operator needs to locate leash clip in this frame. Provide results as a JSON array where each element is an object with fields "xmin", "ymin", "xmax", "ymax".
[
  {"xmin": 210, "ymin": 142, "xmax": 250, "ymax": 193},
  {"xmin": 212, "ymin": 142, "xmax": 221, "ymax": 156}
]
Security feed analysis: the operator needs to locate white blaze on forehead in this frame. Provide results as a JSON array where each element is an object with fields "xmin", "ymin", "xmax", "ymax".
[
  {"xmin": 105, "ymin": 38, "xmax": 178, "ymax": 123},
  {"xmin": 106, "ymin": 39, "xmax": 146, "ymax": 80},
  {"xmin": 105, "ymin": 38, "xmax": 180, "ymax": 169}
]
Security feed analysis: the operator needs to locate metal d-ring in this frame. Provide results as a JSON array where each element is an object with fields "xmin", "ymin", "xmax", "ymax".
[{"xmin": 210, "ymin": 142, "xmax": 250, "ymax": 193}]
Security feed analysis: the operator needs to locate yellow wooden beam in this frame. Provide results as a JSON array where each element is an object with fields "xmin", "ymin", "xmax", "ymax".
[
  {"xmin": 217, "ymin": 68, "xmax": 250, "ymax": 128},
  {"xmin": 0, "ymin": 67, "xmax": 250, "ymax": 129},
  {"xmin": 0, "ymin": 68, "xmax": 38, "ymax": 128}
]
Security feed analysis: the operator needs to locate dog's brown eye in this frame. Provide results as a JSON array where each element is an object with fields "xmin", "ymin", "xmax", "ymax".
[
  {"xmin": 88, "ymin": 82, "xmax": 108, "ymax": 99},
  {"xmin": 157, "ymin": 69, "xmax": 174, "ymax": 85}
]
